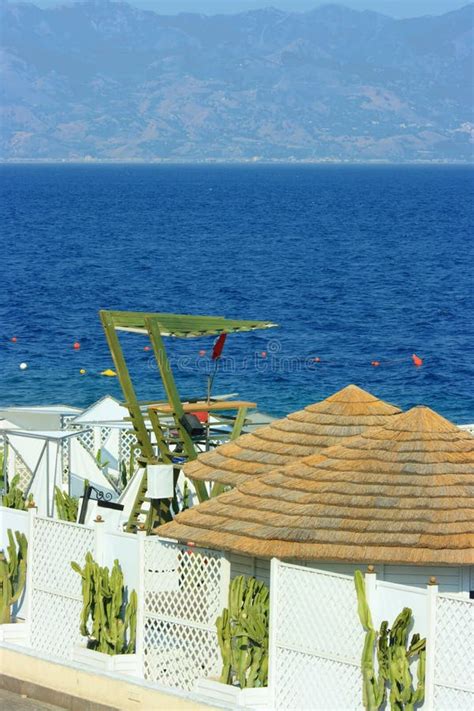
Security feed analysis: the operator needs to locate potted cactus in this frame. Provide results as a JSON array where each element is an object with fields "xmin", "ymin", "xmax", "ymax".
[
  {"xmin": 0, "ymin": 529, "xmax": 29, "ymax": 644},
  {"xmin": 71, "ymin": 552, "xmax": 139, "ymax": 676},
  {"xmin": 54, "ymin": 486, "xmax": 79, "ymax": 522},
  {"xmin": 1, "ymin": 474, "xmax": 34, "ymax": 510},
  {"xmin": 196, "ymin": 575, "xmax": 270, "ymax": 709},
  {"xmin": 354, "ymin": 570, "xmax": 426, "ymax": 711}
]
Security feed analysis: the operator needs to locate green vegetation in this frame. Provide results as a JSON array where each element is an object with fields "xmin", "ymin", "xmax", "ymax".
[
  {"xmin": 0, "ymin": 529, "xmax": 28, "ymax": 624},
  {"xmin": 354, "ymin": 570, "xmax": 426, "ymax": 711},
  {"xmin": 216, "ymin": 575, "xmax": 269, "ymax": 689},
  {"xmin": 71, "ymin": 552, "xmax": 137, "ymax": 656},
  {"xmin": 1, "ymin": 474, "xmax": 33, "ymax": 510},
  {"xmin": 54, "ymin": 486, "xmax": 79, "ymax": 522},
  {"xmin": 95, "ymin": 449, "xmax": 110, "ymax": 471}
]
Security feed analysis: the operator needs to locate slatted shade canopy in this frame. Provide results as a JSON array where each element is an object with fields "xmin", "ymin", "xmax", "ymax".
[
  {"xmin": 104, "ymin": 310, "xmax": 278, "ymax": 338},
  {"xmin": 183, "ymin": 384, "xmax": 402, "ymax": 488},
  {"xmin": 160, "ymin": 406, "xmax": 474, "ymax": 566}
]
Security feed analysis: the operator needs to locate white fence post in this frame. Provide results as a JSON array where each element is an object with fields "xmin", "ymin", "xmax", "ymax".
[
  {"xmin": 268, "ymin": 558, "xmax": 279, "ymax": 711},
  {"xmin": 25, "ymin": 505, "xmax": 37, "ymax": 630},
  {"xmin": 424, "ymin": 577, "xmax": 438, "ymax": 711},
  {"xmin": 219, "ymin": 552, "xmax": 231, "ymax": 612},
  {"xmin": 136, "ymin": 531, "xmax": 146, "ymax": 679},
  {"xmin": 364, "ymin": 564, "xmax": 377, "ymax": 621},
  {"xmin": 94, "ymin": 516, "xmax": 105, "ymax": 564}
]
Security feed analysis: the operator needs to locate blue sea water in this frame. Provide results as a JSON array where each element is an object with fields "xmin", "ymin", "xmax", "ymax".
[{"xmin": 0, "ymin": 164, "xmax": 473, "ymax": 422}]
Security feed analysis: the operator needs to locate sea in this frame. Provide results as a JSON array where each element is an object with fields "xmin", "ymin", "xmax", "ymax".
[{"xmin": 0, "ymin": 164, "xmax": 473, "ymax": 423}]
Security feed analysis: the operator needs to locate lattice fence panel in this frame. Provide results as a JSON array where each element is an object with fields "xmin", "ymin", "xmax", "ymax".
[
  {"xmin": 61, "ymin": 437, "xmax": 70, "ymax": 484},
  {"xmin": 275, "ymin": 647, "xmax": 363, "ymax": 711},
  {"xmin": 100, "ymin": 427, "xmax": 112, "ymax": 446},
  {"xmin": 120, "ymin": 431, "xmax": 138, "ymax": 469},
  {"xmin": 272, "ymin": 562, "xmax": 363, "ymax": 711},
  {"xmin": 30, "ymin": 516, "xmax": 94, "ymax": 660},
  {"xmin": 143, "ymin": 619, "xmax": 220, "ymax": 691},
  {"xmin": 15, "ymin": 452, "xmax": 33, "ymax": 491},
  {"xmin": 434, "ymin": 594, "xmax": 474, "ymax": 707},
  {"xmin": 433, "ymin": 685, "xmax": 474, "ymax": 711},
  {"xmin": 275, "ymin": 563, "xmax": 363, "ymax": 661},
  {"xmin": 77, "ymin": 428, "xmax": 95, "ymax": 456},
  {"xmin": 142, "ymin": 537, "xmax": 227, "ymax": 691}
]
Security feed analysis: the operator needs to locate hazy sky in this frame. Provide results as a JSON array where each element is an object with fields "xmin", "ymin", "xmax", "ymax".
[{"xmin": 32, "ymin": 1, "xmax": 471, "ymax": 18}]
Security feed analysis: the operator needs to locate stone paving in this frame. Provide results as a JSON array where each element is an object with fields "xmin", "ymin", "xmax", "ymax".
[{"xmin": 0, "ymin": 689, "xmax": 65, "ymax": 711}]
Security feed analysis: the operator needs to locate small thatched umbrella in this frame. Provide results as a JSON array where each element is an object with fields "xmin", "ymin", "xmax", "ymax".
[
  {"xmin": 184, "ymin": 384, "xmax": 401, "ymax": 488},
  {"xmin": 160, "ymin": 406, "xmax": 474, "ymax": 566}
]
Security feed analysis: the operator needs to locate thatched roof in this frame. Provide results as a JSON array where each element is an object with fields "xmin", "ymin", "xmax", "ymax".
[
  {"xmin": 184, "ymin": 384, "xmax": 401, "ymax": 487},
  {"xmin": 160, "ymin": 406, "xmax": 474, "ymax": 566}
]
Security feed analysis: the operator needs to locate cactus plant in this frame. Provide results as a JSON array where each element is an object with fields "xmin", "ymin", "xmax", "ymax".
[
  {"xmin": 0, "ymin": 529, "xmax": 28, "ymax": 624},
  {"xmin": 182, "ymin": 479, "xmax": 191, "ymax": 511},
  {"xmin": 54, "ymin": 486, "xmax": 78, "ymax": 522},
  {"xmin": 71, "ymin": 552, "xmax": 137, "ymax": 655},
  {"xmin": 1, "ymin": 474, "xmax": 32, "ymax": 510},
  {"xmin": 354, "ymin": 571, "xmax": 426, "ymax": 711},
  {"xmin": 216, "ymin": 575, "xmax": 269, "ymax": 689}
]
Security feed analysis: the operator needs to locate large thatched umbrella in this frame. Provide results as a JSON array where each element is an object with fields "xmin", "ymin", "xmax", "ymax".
[
  {"xmin": 184, "ymin": 384, "xmax": 401, "ymax": 488},
  {"xmin": 160, "ymin": 406, "xmax": 474, "ymax": 566}
]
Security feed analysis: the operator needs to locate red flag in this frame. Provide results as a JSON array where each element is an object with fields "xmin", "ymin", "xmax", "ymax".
[
  {"xmin": 412, "ymin": 353, "xmax": 423, "ymax": 367},
  {"xmin": 212, "ymin": 333, "xmax": 227, "ymax": 360}
]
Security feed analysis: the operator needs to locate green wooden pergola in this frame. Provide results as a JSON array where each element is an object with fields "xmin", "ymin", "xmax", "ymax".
[{"xmin": 100, "ymin": 310, "xmax": 278, "ymax": 531}]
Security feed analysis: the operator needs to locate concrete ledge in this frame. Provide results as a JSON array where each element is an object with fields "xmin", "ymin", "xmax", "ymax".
[{"xmin": 0, "ymin": 646, "xmax": 216, "ymax": 711}]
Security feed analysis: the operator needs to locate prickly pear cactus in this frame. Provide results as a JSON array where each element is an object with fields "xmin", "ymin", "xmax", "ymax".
[
  {"xmin": 216, "ymin": 574, "xmax": 269, "ymax": 689},
  {"xmin": 0, "ymin": 529, "xmax": 28, "ymax": 624},
  {"xmin": 54, "ymin": 486, "xmax": 78, "ymax": 522},
  {"xmin": 354, "ymin": 571, "xmax": 426, "ymax": 711},
  {"xmin": 71, "ymin": 552, "xmax": 137, "ymax": 656}
]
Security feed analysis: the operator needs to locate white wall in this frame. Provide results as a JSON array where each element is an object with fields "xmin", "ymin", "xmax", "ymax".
[
  {"xmin": 101, "ymin": 529, "xmax": 141, "ymax": 596},
  {"xmin": 229, "ymin": 552, "xmax": 271, "ymax": 586},
  {"xmin": 229, "ymin": 552, "xmax": 473, "ymax": 594}
]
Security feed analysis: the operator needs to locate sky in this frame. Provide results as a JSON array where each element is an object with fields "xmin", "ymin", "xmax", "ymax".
[{"xmin": 31, "ymin": 1, "xmax": 471, "ymax": 18}]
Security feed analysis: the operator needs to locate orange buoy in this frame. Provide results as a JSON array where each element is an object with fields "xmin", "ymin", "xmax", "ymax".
[
  {"xmin": 261, "ymin": 351, "xmax": 267, "ymax": 358},
  {"xmin": 198, "ymin": 349, "xmax": 206, "ymax": 356},
  {"xmin": 144, "ymin": 346, "xmax": 151, "ymax": 351},
  {"xmin": 11, "ymin": 337, "xmax": 17, "ymax": 343},
  {"xmin": 313, "ymin": 357, "xmax": 321, "ymax": 363},
  {"xmin": 73, "ymin": 342, "xmax": 81, "ymax": 350},
  {"xmin": 371, "ymin": 360, "xmax": 380, "ymax": 367},
  {"xmin": 412, "ymin": 353, "xmax": 423, "ymax": 367}
]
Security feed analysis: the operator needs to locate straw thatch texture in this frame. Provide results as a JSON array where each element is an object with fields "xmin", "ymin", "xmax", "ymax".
[
  {"xmin": 184, "ymin": 384, "xmax": 401, "ymax": 487},
  {"xmin": 161, "ymin": 406, "xmax": 474, "ymax": 566}
]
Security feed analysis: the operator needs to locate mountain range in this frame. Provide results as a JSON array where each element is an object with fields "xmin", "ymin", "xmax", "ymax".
[{"xmin": 1, "ymin": 0, "xmax": 473, "ymax": 161}]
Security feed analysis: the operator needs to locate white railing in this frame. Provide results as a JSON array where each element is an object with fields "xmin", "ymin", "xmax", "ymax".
[
  {"xmin": 142, "ymin": 536, "xmax": 230, "ymax": 691},
  {"xmin": 29, "ymin": 515, "xmax": 96, "ymax": 660},
  {"xmin": 432, "ymin": 593, "xmax": 474, "ymax": 710},
  {"xmin": 269, "ymin": 559, "xmax": 363, "ymax": 710},
  {"xmin": 269, "ymin": 559, "xmax": 474, "ymax": 711},
  {"xmin": 1, "ymin": 506, "xmax": 472, "ymax": 710},
  {"xmin": 0, "ymin": 507, "xmax": 229, "ymax": 696}
]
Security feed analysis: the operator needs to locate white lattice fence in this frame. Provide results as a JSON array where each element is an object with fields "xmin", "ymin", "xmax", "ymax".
[
  {"xmin": 269, "ymin": 560, "xmax": 364, "ymax": 711},
  {"xmin": 433, "ymin": 593, "xmax": 474, "ymax": 710},
  {"xmin": 29, "ymin": 515, "xmax": 95, "ymax": 661},
  {"xmin": 14, "ymin": 452, "xmax": 33, "ymax": 491},
  {"xmin": 142, "ymin": 537, "xmax": 230, "ymax": 692},
  {"xmin": 119, "ymin": 431, "xmax": 138, "ymax": 470}
]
